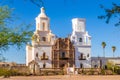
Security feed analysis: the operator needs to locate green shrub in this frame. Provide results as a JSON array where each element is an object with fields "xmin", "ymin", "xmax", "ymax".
[
  {"xmin": 113, "ymin": 66, "xmax": 120, "ymax": 74},
  {"xmin": 0, "ymin": 68, "xmax": 29, "ymax": 76},
  {"xmin": 89, "ymin": 69, "xmax": 94, "ymax": 75},
  {"xmin": 44, "ymin": 71, "xmax": 48, "ymax": 75},
  {"xmin": 100, "ymin": 69, "xmax": 106, "ymax": 75},
  {"xmin": 116, "ymin": 68, "xmax": 120, "ymax": 74},
  {"xmin": 57, "ymin": 71, "xmax": 64, "ymax": 75},
  {"xmin": 0, "ymin": 68, "xmax": 10, "ymax": 77}
]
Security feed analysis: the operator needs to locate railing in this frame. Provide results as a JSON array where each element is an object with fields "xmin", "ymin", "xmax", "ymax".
[
  {"xmin": 78, "ymin": 56, "xmax": 86, "ymax": 60},
  {"xmin": 41, "ymin": 56, "xmax": 49, "ymax": 60},
  {"xmin": 59, "ymin": 55, "xmax": 69, "ymax": 60}
]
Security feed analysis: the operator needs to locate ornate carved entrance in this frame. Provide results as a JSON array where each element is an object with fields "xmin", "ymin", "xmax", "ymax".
[{"xmin": 52, "ymin": 38, "xmax": 75, "ymax": 69}]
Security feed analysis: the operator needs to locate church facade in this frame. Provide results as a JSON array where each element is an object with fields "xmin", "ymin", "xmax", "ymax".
[
  {"xmin": 52, "ymin": 38, "xmax": 75, "ymax": 68},
  {"xmin": 26, "ymin": 7, "xmax": 91, "ymax": 69}
]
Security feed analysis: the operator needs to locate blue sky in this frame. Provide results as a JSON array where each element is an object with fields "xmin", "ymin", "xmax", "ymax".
[{"xmin": 2, "ymin": 0, "xmax": 120, "ymax": 63}]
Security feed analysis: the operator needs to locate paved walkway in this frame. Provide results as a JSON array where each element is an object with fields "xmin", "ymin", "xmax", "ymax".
[{"xmin": 0, "ymin": 75, "xmax": 120, "ymax": 80}]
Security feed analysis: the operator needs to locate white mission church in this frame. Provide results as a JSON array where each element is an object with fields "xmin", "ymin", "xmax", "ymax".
[{"xmin": 26, "ymin": 7, "xmax": 91, "ymax": 69}]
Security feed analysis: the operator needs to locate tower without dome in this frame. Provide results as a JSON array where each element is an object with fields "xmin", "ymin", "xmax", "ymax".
[
  {"xmin": 26, "ymin": 7, "xmax": 56, "ymax": 68},
  {"xmin": 70, "ymin": 18, "xmax": 91, "ymax": 68}
]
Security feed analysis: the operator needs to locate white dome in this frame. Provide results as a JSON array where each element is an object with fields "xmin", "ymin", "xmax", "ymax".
[{"xmin": 38, "ymin": 7, "xmax": 47, "ymax": 17}]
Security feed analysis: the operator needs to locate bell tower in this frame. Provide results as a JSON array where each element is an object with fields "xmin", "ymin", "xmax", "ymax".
[
  {"xmin": 72, "ymin": 18, "xmax": 86, "ymax": 32},
  {"xmin": 35, "ymin": 7, "xmax": 50, "ymax": 31},
  {"xmin": 70, "ymin": 18, "xmax": 91, "ymax": 68},
  {"xmin": 26, "ymin": 7, "xmax": 56, "ymax": 68}
]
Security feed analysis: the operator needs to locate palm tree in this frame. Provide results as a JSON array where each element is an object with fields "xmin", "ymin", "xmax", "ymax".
[
  {"xmin": 112, "ymin": 46, "xmax": 116, "ymax": 58},
  {"xmin": 112, "ymin": 46, "xmax": 116, "ymax": 73},
  {"xmin": 101, "ymin": 42, "xmax": 106, "ymax": 58},
  {"xmin": 101, "ymin": 42, "xmax": 106, "ymax": 69}
]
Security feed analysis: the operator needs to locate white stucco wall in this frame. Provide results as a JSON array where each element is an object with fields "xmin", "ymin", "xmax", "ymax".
[
  {"xmin": 75, "ymin": 46, "xmax": 91, "ymax": 68},
  {"xmin": 26, "ymin": 45, "xmax": 32, "ymax": 66},
  {"xmin": 34, "ymin": 46, "xmax": 52, "ymax": 68}
]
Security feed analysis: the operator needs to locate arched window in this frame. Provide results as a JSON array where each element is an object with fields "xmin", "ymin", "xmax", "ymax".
[
  {"xmin": 80, "ymin": 53, "xmax": 83, "ymax": 59},
  {"xmin": 79, "ymin": 38, "xmax": 82, "ymax": 42},
  {"xmin": 80, "ymin": 63, "xmax": 83, "ymax": 68},
  {"xmin": 43, "ymin": 63, "xmax": 46, "ymax": 68},
  {"xmin": 62, "ymin": 52, "xmax": 65, "ymax": 58},
  {"xmin": 42, "ymin": 22, "xmax": 45, "ymax": 31},
  {"xmin": 42, "ymin": 37, "xmax": 46, "ymax": 41},
  {"xmin": 43, "ymin": 52, "xmax": 46, "ymax": 58},
  {"xmin": 36, "ymin": 53, "xmax": 38, "ymax": 57},
  {"xmin": 87, "ymin": 54, "xmax": 89, "ymax": 57}
]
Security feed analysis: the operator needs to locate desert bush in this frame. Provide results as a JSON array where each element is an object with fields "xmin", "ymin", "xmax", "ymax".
[
  {"xmin": 116, "ymin": 68, "xmax": 120, "ymax": 74},
  {"xmin": 0, "ymin": 68, "xmax": 10, "ymax": 77},
  {"xmin": 114, "ymin": 66, "xmax": 120, "ymax": 74},
  {"xmin": 0, "ymin": 68, "xmax": 29, "ymax": 77},
  {"xmin": 100, "ymin": 69, "xmax": 106, "ymax": 75},
  {"xmin": 89, "ymin": 69, "xmax": 94, "ymax": 75}
]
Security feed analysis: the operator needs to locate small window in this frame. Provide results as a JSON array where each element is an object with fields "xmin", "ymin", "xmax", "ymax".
[
  {"xmin": 43, "ymin": 22, "xmax": 45, "ymax": 31},
  {"xmin": 80, "ymin": 63, "xmax": 83, "ymax": 68},
  {"xmin": 87, "ymin": 54, "xmax": 89, "ymax": 57},
  {"xmin": 62, "ymin": 52, "xmax": 65, "ymax": 58},
  {"xmin": 42, "ymin": 37, "xmax": 46, "ymax": 41},
  {"xmin": 79, "ymin": 38, "xmax": 82, "ymax": 42},
  {"xmin": 43, "ymin": 63, "xmax": 46, "ymax": 68},
  {"xmin": 36, "ymin": 53, "xmax": 38, "ymax": 57},
  {"xmin": 43, "ymin": 52, "xmax": 46, "ymax": 58},
  {"xmin": 80, "ymin": 53, "xmax": 83, "ymax": 59}
]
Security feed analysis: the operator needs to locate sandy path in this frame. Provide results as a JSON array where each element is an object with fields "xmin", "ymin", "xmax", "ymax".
[{"xmin": 0, "ymin": 75, "xmax": 120, "ymax": 80}]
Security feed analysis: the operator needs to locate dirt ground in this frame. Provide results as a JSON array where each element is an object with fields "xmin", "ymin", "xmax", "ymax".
[{"xmin": 0, "ymin": 75, "xmax": 120, "ymax": 80}]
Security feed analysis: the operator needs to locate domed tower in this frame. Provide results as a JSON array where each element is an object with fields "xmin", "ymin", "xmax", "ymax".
[
  {"xmin": 26, "ymin": 7, "xmax": 56, "ymax": 68},
  {"xmin": 32, "ymin": 7, "xmax": 55, "ymax": 45},
  {"xmin": 35, "ymin": 7, "xmax": 49, "ymax": 31}
]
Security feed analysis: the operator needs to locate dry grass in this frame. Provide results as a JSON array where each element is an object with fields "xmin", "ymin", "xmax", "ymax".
[{"xmin": 0, "ymin": 75, "xmax": 120, "ymax": 80}]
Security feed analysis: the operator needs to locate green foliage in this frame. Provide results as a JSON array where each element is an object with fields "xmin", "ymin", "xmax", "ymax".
[
  {"xmin": 112, "ymin": 46, "xmax": 116, "ymax": 57},
  {"xmin": 0, "ymin": 68, "xmax": 17, "ymax": 77},
  {"xmin": 31, "ymin": 34, "xmax": 37, "ymax": 41},
  {"xmin": 101, "ymin": 42, "xmax": 106, "ymax": 49},
  {"xmin": 100, "ymin": 69, "xmax": 106, "ymax": 75},
  {"xmin": 106, "ymin": 62, "xmax": 112, "ymax": 71},
  {"xmin": 0, "ymin": 6, "xmax": 12, "ymax": 25},
  {"xmin": 106, "ymin": 61, "xmax": 120, "ymax": 74},
  {"xmin": 101, "ymin": 41, "xmax": 106, "ymax": 58},
  {"xmin": 112, "ymin": 46, "xmax": 116, "ymax": 53},
  {"xmin": 113, "ymin": 65, "xmax": 120, "ymax": 74},
  {"xmin": 0, "ymin": 0, "xmax": 44, "ymax": 8},
  {"xmin": 89, "ymin": 68, "xmax": 94, "ymax": 75},
  {"xmin": 98, "ymin": 3, "xmax": 120, "ymax": 26},
  {"xmin": 0, "ymin": 68, "xmax": 29, "ymax": 77},
  {"xmin": 30, "ymin": 0, "xmax": 44, "ymax": 7},
  {"xmin": 0, "ymin": 6, "xmax": 33, "ymax": 51}
]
